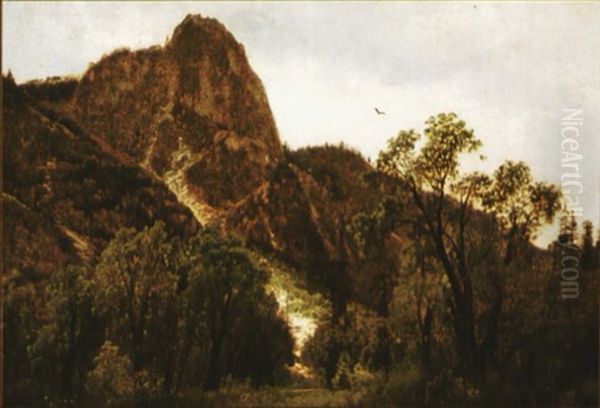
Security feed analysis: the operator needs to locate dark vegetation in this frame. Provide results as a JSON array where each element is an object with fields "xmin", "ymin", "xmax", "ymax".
[
  {"xmin": 4, "ymin": 70, "xmax": 599, "ymax": 407},
  {"xmin": 290, "ymin": 117, "xmax": 599, "ymax": 407},
  {"xmin": 3, "ymin": 76, "xmax": 197, "ymax": 270},
  {"xmin": 285, "ymin": 143, "xmax": 374, "ymax": 206},
  {"xmin": 3, "ymin": 75, "xmax": 294, "ymax": 406},
  {"xmin": 19, "ymin": 76, "xmax": 79, "ymax": 103},
  {"xmin": 3, "ymin": 14, "xmax": 598, "ymax": 407},
  {"xmin": 4, "ymin": 223, "xmax": 294, "ymax": 406}
]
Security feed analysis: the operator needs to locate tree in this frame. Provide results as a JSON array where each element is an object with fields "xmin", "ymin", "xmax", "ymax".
[
  {"xmin": 85, "ymin": 341, "xmax": 135, "ymax": 407},
  {"xmin": 31, "ymin": 265, "xmax": 103, "ymax": 401},
  {"xmin": 377, "ymin": 113, "xmax": 560, "ymax": 377},
  {"xmin": 94, "ymin": 222, "xmax": 179, "ymax": 373},
  {"xmin": 188, "ymin": 232, "xmax": 284, "ymax": 390},
  {"xmin": 390, "ymin": 224, "xmax": 446, "ymax": 374},
  {"xmin": 302, "ymin": 321, "xmax": 347, "ymax": 389},
  {"xmin": 348, "ymin": 198, "xmax": 401, "ymax": 317},
  {"xmin": 2, "ymin": 269, "xmax": 40, "ymax": 404},
  {"xmin": 226, "ymin": 293, "xmax": 294, "ymax": 387},
  {"xmin": 581, "ymin": 220, "xmax": 597, "ymax": 270}
]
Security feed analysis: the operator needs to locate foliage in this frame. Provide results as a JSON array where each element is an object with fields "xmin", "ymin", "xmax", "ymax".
[
  {"xmin": 3, "ymin": 77, "xmax": 199, "ymax": 278},
  {"xmin": 2, "ymin": 269, "xmax": 41, "ymax": 405},
  {"xmin": 4, "ymin": 98, "xmax": 597, "ymax": 407},
  {"xmin": 302, "ymin": 321, "xmax": 347, "ymax": 389},
  {"xmin": 183, "ymin": 232, "xmax": 295, "ymax": 390},
  {"xmin": 94, "ymin": 222, "xmax": 179, "ymax": 371},
  {"xmin": 3, "ymin": 221, "xmax": 295, "ymax": 405},
  {"xmin": 377, "ymin": 113, "xmax": 562, "ymax": 378},
  {"xmin": 30, "ymin": 266, "xmax": 103, "ymax": 402},
  {"xmin": 85, "ymin": 341, "xmax": 135, "ymax": 407},
  {"xmin": 20, "ymin": 76, "xmax": 79, "ymax": 103},
  {"xmin": 285, "ymin": 143, "xmax": 373, "ymax": 207},
  {"xmin": 302, "ymin": 306, "xmax": 395, "ymax": 389},
  {"xmin": 347, "ymin": 198, "xmax": 401, "ymax": 315}
]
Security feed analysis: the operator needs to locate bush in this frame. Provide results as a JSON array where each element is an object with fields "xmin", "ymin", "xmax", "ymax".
[{"xmin": 85, "ymin": 341, "xmax": 135, "ymax": 407}]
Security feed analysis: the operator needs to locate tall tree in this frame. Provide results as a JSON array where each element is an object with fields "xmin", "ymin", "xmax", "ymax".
[
  {"xmin": 2, "ymin": 269, "xmax": 40, "ymax": 404},
  {"xmin": 94, "ymin": 222, "xmax": 178, "ymax": 373},
  {"xmin": 348, "ymin": 198, "xmax": 401, "ymax": 316},
  {"xmin": 31, "ymin": 265, "xmax": 103, "ymax": 400},
  {"xmin": 581, "ymin": 220, "xmax": 597, "ymax": 270},
  {"xmin": 190, "ymin": 233, "xmax": 277, "ymax": 390},
  {"xmin": 377, "ymin": 113, "xmax": 560, "ymax": 377}
]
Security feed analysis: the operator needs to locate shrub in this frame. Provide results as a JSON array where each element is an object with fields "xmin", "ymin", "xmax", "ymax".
[{"xmin": 85, "ymin": 341, "xmax": 135, "ymax": 407}]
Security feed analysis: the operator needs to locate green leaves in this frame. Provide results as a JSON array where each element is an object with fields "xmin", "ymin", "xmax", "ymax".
[
  {"xmin": 379, "ymin": 113, "xmax": 560, "ymax": 241},
  {"xmin": 378, "ymin": 113, "xmax": 482, "ymax": 192},
  {"xmin": 85, "ymin": 341, "xmax": 135, "ymax": 405},
  {"xmin": 195, "ymin": 235, "xmax": 268, "ymax": 317},
  {"xmin": 348, "ymin": 197, "xmax": 401, "ymax": 259},
  {"xmin": 530, "ymin": 181, "xmax": 562, "ymax": 225},
  {"xmin": 377, "ymin": 129, "xmax": 419, "ymax": 181},
  {"xmin": 483, "ymin": 160, "xmax": 561, "ymax": 238},
  {"xmin": 375, "ymin": 112, "xmax": 564, "ymax": 382},
  {"xmin": 419, "ymin": 113, "xmax": 481, "ymax": 188},
  {"xmin": 451, "ymin": 171, "xmax": 491, "ymax": 204},
  {"xmin": 29, "ymin": 265, "xmax": 102, "ymax": 399},
  {"xmin": 94, "ymin": 221, "xmax": 179, "ymax": 320}
]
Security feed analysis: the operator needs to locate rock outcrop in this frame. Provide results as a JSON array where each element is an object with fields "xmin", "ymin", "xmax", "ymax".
[{"xmin": 73, "ymin": 14, "xmax": 282, "ymax": 222}]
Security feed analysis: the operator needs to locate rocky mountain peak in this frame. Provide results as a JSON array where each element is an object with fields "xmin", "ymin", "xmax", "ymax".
[
  {"xmin": 169, "ymin": 14, "xmax": 237, "ymax": 53},
  {"xmin": 73, "ymin": 15, "xmax": 282, "ymax": 222}
]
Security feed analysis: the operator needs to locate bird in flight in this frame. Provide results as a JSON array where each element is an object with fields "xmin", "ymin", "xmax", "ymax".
[{"xmin": 374, "ymin": 107, "xmax": 386, "ymax": 115}]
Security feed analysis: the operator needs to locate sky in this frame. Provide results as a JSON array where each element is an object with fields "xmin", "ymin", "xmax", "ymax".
[{"xmin": 3, "ymin": 1, "xmax": 599, "ymax": 246}]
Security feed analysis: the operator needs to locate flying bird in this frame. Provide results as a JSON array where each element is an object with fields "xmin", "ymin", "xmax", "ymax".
[{"xmin": 374, "ymin": 107, "xmax": 386, "ymax": 115}]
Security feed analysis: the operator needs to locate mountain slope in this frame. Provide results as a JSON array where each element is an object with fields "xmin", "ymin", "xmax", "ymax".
[
  {"xmin": 72, "ymin": 14, "xmax": 282, "ymax": 221},
  {"xmin": 8, "ymin": 15, "xmax": 392, "ymax": 305},
  {"xmin": 3, "ymin": 76, "xmax": 200, "ymax": 276}
]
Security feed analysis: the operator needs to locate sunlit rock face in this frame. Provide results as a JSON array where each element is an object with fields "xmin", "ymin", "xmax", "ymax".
[{"xmin": 73, "ymin": 14, "xmax": 282, "ymax": 219}]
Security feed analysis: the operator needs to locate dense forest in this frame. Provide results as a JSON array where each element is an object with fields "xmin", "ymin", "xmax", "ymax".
[{"xmin": 2, "ymin": 14, "xmax": 599, "ymax": 408}]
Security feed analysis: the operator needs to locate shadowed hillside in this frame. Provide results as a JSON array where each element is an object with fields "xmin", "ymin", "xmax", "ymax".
[{"xmin": 3, "ymin": 75, "xmax": 200, "ymax": 273}]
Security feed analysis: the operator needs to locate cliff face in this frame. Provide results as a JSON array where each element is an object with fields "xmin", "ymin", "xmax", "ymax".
[{"xmin": 73, "ymin": 14, "xmax": 282, "ymax": 221}]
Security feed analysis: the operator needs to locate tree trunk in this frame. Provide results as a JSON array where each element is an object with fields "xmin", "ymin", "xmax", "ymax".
[
  {"xmin": 418, "ymin": 305, "xmax": 433, "ymax": 373},
  {"xmin": 204, "ymin": 306, "xmax": 226, "ymax": 391},
  {"xmin": 204, "ymin": 336, "xmax": 223, "ymax": 390}
]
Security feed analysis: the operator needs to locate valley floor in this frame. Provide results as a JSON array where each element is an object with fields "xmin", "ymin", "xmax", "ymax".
[{"xmin": 184, "ymin": 387, "xmax": 364, "ymax": 407}]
